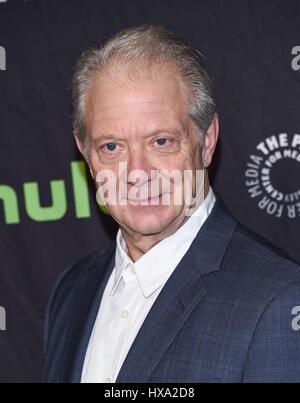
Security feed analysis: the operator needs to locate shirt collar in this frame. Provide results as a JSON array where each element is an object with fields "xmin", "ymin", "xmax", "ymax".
[
  {"xmin": 110, "ymin": 230, "xmax": 132, "ymax": 295},
  {"xmin": 111, "ymin": 186, "xmax": 216, "ymax": 298}
]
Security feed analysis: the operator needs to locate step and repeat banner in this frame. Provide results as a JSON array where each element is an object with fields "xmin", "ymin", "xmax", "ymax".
[{"xmin": 0, "ymin": 0, "xmax": 299, "ymax": 382}]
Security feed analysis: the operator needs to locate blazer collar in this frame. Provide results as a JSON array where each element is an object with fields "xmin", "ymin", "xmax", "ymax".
[{"xmin": 189, "ymin": 191, "xmax": 237, "ymax": 276}]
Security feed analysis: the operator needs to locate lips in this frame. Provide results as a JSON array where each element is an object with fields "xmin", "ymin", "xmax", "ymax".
[
  {"xmin": 128, "ymin": 192, "xmax": 174, "ymax": 205},
  {"xmin": 128, "ymin": 193, "xmax": 163, "ymax": 204}
]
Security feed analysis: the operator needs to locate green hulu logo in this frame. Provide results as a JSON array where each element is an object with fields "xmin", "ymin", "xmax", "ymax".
[{"xmin": 0, "ymin": 161, "xmax": 93, "ymax": 224}]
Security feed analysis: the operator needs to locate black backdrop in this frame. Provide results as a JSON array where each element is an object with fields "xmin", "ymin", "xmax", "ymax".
[{"xmin": 0, "ymin": 0, "xmax": 299, "ymax": 382}]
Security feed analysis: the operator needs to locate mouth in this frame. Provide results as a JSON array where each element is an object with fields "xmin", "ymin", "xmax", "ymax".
[{"xmin": 128, "ymin": 193, "xmax": 167, "ymax": 206}]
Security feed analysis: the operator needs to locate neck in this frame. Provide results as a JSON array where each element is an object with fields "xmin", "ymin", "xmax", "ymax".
[{"xmin": 121, "ymin": 176, "xmax": 210, "ymax": 262}]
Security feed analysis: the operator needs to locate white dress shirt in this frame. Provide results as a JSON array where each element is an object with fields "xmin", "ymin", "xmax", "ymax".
[{"xmin": 81, "ymin": 186, "xmax": 216, "ymax": 383}]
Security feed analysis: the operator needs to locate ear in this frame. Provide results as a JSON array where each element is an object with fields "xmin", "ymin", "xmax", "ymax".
[
  {"xmin": 202, "ymin": 113, "xmax": 219, "ymax": 168},
  {"xmin": 73, "ymin": 130, "xmax": 95, "ymax": 180}
]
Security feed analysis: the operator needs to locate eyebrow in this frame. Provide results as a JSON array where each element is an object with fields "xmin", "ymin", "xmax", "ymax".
[{"xmin": 91, "ymin": 128, "xmax": 186, "ymax": 147}]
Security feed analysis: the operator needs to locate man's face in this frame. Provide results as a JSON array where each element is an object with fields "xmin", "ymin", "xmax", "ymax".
[{"xmin": 80, "ymin": 64, "xmax": 206, "ymax": 238}]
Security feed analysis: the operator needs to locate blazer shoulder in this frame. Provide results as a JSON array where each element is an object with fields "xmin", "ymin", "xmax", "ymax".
[
  {"xmin": 44, "ymin": 242, "xmax": 116, "ymax": 351},
  {"xmin": 238, "ymin": 221, "xmax": 297, "ymax": 261},
  {"xmin": 212, "ymin": 193, "xmax": 299, "ymax": 277},
  {"xmin": 52, "ymin": 241, "xmax": 116, "ymax": 300},
  {"xmin": 226, "ymin": 220, "xmax": 300, "ymax": 286}
]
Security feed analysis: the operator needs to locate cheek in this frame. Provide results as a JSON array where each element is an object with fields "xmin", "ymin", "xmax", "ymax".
[
  {"xmin": 87, "ymin": 153, "xmax": 101, "ymax": 174},
  {"xmin": 151, "ymin": 148, "xmax": 194, "ymax": 172},
  {"xmin": 89, "ymin": 161, "xmax": 120, "ymax": 192},
  {"xmin": 193, "ymin": 147, "xmax": 203, "ymax": 170},
  {"xmin": 178, "ymin": 147, "xmax": 199, "ymax": 171}
]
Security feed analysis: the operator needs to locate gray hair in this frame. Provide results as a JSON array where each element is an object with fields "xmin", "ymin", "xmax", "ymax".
[{"xmin": 71, "ymin": 25, "xmax": 216, "ymax": 148}]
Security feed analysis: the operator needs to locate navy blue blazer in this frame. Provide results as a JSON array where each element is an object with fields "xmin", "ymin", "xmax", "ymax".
[{"xmin": 44, "ymin": 193, "xmax": 300, "ymax": 383}]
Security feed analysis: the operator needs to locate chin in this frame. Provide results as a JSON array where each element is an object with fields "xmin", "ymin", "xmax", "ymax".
[{"xmin": 123, "ymin": 205, "xmax": 180, "ymax": 236}]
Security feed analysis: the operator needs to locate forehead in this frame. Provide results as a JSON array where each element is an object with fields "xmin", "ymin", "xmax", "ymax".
[{"xmin": 85, "ymin": 63, "xmax": 190, "ymax": 135}]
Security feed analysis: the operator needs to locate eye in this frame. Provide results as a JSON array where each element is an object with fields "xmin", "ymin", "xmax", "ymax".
[
  {"xmin": 154, "ymin": 138, "xmax": 170, "ymax": 146},
  {"xmin": 103, "ymin": 142, "xmax": 119, "ymax": 152}
]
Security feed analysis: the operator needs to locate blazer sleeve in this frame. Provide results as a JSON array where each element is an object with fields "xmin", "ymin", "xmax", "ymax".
[{"xmin": 242, "ymin": 279, "xmax": 300, "ymax": 383}]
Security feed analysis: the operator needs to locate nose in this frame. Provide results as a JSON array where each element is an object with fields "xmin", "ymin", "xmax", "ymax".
[{"xmin": 127, "ymin": 145, "xmax": 152, "ymax": 187}]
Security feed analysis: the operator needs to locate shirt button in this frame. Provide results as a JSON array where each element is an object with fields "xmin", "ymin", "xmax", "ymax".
[
  {"xmin": 130, "ymin": 266, "xmax": 136, "ymax": 275},
  {"xmin": 105, "ymin": 377, "xmax": 112, "ymax": 383},
  {"xmin": 121, "ymin": 310, "xmax": 129, "ymax": 319}
]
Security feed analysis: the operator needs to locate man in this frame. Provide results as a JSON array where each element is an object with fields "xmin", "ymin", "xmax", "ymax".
[{"xmin": 44, "ymin": 25, "xmax": 300, "ymax": 383}]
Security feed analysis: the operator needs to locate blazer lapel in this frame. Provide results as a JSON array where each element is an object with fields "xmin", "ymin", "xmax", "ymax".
[
  {"xmin": 116, "ymin": 193, "xmax": 237, "ymax": 382},
  {"xmin": 116, "ymin": 256, "xmax": 208, "ymax": 383}
]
